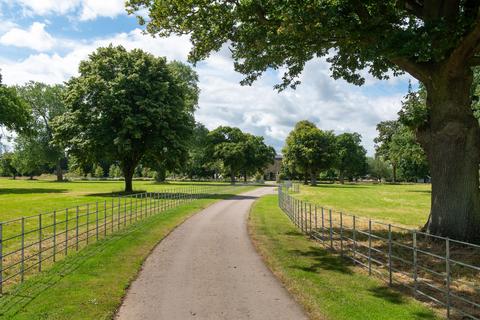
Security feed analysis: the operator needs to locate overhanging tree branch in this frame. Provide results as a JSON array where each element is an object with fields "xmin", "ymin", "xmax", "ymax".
[{"xmin": 448, "ymin": 8, "xmax": 480, "ymax": 69}]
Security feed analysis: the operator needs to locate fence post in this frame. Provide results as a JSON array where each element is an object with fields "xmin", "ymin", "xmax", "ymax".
[
  {"xmin": 368, "ymin": 220, "xmax": 372, "ymax": 275},
  {"xmin": 340, "ymin": 212, "xmax": 343, "ymax": 257},
  {"xmin": 413, "ymin": 230, "xmax": 418, "ymax": 297},
  {"xmin": 65, "ymin": 208, "xmax": 69, "ymax": 256},
  {"xmin": 53, "ymin": 211, "xmax": 57, "ymax": 261},
  {"xmin": 111, "ymin": 198, "xmax": 114, "ymax": 233},
  {"xmin": 96, "ymin": 202, "xmax": 99, "ymax": 241},
  {"xmin": 0, "ymin": 223, "xmax": 2, "ymax": 295},
  {"xmin": 321, "ymin": 207, "xmax": 325, "ymax": 243},
  {"xmin": 329, "ymin": 209, "xmax": 333, "ymax": 249},
  {"xmin": 309, "ymin": 204, "xmax": 312, "ymax": 235},
  {"xmin": 314, "ymin": 205, "xmax": 317, "ymax": 233},
  {"xmin": 21, "ymin": 217, "xmax": 25, "ymax": 282},
  {"xmin": 86, "ymin": 205, "xmax": 90, "ymax": 245},
  {"xmin": 353, "ymin": 216, "xmax": 356, "ymax": 263},
  {"xmin": 130, "ymin": 197, "xmax": 133, "ymax": 224},
  {"xmin": 123, "ymin": 197, "xmax": 127, "ymax": 226},
  {"xmin": 140, "ymin": 193, "xmax": 143, "ymax": 218},
  {"xmin": 76, "ymin": 206, "xmax": 79, "ymax": 251},
  {"xmin": 39, "ymin": 214, "xmax": 42, "ymax": 272},
  {"xmin": 446, "ymin": 238, "xmax": 451, "ymax": 319},
  {"xmin": 104, "ymin": 200, "xmax": 107, "ymax": 237},
  {"xmin": 117, "ymin": 196, "xmax": 121, "ymax": 229},
  {"xmin": 388, "ymin": 224, "xmax": 392, "ymax": 286}
]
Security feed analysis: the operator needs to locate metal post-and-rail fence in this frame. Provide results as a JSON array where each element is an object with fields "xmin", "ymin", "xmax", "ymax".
[
  {"xmin": 278, "ymin": 186, "xmax": 480, "ymax": 320},
  {"xmin": 0, "ymin": 185, "xmax": 239, "ymax": 294}
]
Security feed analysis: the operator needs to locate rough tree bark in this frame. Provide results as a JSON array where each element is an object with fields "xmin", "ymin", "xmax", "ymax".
[
  {"xmin": 123, "ymin": 165, "xmax": 135, "ymax": 193},
  {"xmin": 55, "ymin": 159, "xmax": 63, "ymax": 182},
  {"xmin": 418, "ymin": 66, "xmax": 480, "ymax": 243},
  {"xmin": 310, "ymin": 170, "xmax": 317, "ymax": 186}
]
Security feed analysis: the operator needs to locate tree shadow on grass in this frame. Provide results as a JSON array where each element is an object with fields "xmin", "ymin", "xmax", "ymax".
[
  {"xmin": 288, "ymin": 246, "xmax": 353, "ymax": 275},
  {"xmin": 0, "ymin": 188, "xmax": 68, "ymax": 195},
  {"xmin": 309, "ymin": 184, "xmax": 368, "ymax": 189}
]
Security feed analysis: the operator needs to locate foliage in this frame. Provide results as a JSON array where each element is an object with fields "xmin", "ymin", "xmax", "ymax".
[
  {"xmin": 0, "ymin": 73, "xmax": 31, "ymax": 134},
  {"xmin": 366, "ymin": 157, "xmax": 392, "ymax": 182},
  {"xmin": 52, "ymin": 45, "xmax": 195, "ymax": 192},
  {"xmin": 242, "ymin": 133, "xmax": 276, "ymax": 181},
  {"xmin": 183, "ymin": 123, "xmax": 215, "ymax": 179},
  {"xmin": 15, "ymin": 82, "xmax": 67, "ymax": 180},
  {"xmin": 335, "ymin": 133, "xmax": 367, "ymax": 183},
  {"xmin": 282, "ymin": 121, "xmax": 336, "ymax": 185},
  {"xmin": 108, "ymin": 164, "xmax": 123, "ymax": 178},
  {"xmin": 11, "ymin": 135, "xmax": 49, "ymax": 178},
  {"xmin": 93, "ymin": 165, "xmax": 105, "ymax": 178},
  {"xmin": 375, "ymin": 88, "xmax": 430, "ymax": 182},
  {"xmin": 207, "ymin": 126, "xmax": 246, "ymax": 182},
  {"xmin": 207, "ymin": 126, "xmax": 275, "ymax": 182},
  {"xmin": 125, "ymin": 0, "xmax": 480, "ymax": 242},
  {"xmin": 0, "ymin": 152, "xmax": 17, "ymax": 178}
]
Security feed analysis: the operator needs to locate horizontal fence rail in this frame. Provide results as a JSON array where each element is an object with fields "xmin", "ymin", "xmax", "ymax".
[
  {"xmin": 278, "ymin": 186, "xmax": 480, "ymax": 320},
  {"xmin": 0, "ymin": 184, "xmax": 245, "ymax": 293}
]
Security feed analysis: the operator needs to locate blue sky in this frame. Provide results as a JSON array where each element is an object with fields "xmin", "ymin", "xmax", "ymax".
[{"xmin": 0, "ymin": 0, "xmax": 414, "ymax": 155}]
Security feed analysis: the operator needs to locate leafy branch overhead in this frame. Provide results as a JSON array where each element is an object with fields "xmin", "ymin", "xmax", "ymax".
[{"xmin": 127, "ymin": 0, "xmax": 480, "ymax": 88}]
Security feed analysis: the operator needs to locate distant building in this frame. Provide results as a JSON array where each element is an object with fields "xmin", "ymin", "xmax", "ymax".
[{"xmin": 264, "ymin": 155, "xmax": 283, "ymax": 181}]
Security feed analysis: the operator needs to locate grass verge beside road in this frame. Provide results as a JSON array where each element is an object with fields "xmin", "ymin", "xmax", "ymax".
[
  {"xmin": 0, "ymin": 186, "xmax": 256, "ymax": 320},
  {"xmin": 295, "ymin": 183, "xmax": 431, "ymax": 227},
  {"xmin": 248, "ymin": 195, "xmax": 440, "ymax": 320}
]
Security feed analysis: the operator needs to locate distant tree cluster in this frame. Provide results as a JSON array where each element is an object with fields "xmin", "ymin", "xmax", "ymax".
[
  {"xmin": 0, "ymin": 46, "xmax": 276, "ymax": 190},
  {"xmin": 281, "ymin": 121, "xmax": 367, "ymax": 185},
  {"xmin": 373, "ymin": 86, "xmax": 430, "ymax": 183}
]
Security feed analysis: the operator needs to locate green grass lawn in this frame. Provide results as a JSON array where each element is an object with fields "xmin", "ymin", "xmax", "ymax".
[
  {"xmin": 294, "ymin": 183, "xmax": 431, "ymax": 227},
  {"xmin": 0, "ymin": 185, "xmax": 256, "ymax": 320},
  {"xmin": 0, "ymin": 177, "xmax": 232, "ymax": 221},
  {"xmin": 248, "ymin": 195, "xmax": 440, "ymax": 320}
]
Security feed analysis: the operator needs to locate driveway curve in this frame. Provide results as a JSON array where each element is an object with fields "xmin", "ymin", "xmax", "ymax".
[{"xmin": 116, "ymin": 187, "xmax": 307, "ymax": 320}]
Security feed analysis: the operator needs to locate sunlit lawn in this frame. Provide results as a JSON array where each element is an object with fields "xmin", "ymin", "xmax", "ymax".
[
  {"xmin": 0, "ymin": 177, "xmax": 230, "ymax": 222},
  {"xmin": 295, "ymin": 183, "xmax": 431, "ymax": 228}
]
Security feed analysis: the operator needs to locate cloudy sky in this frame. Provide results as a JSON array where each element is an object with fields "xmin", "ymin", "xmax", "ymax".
[{"xmin": 0, "ymin": 0, "xmax": 414, "ymax": 155}]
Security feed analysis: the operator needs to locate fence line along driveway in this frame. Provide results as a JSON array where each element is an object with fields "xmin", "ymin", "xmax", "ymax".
[
  {"xmin": 0, "ymin": 184, "xmax": 251, "ymax": 293},
  {"xmin": 116, "ymin": 187, "xmax": 308, "ymax": 320},
  {"xmin": 278, "ymin": 186, "xmax": 480, "ymax": 320}
]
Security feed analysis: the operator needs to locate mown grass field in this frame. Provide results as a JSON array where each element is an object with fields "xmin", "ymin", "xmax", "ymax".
[
  {"xmin": 0, "ymin": 177, "xmax": 230, "ymax": 221},
  {"xmin": 294, "ymin": 183, "xmax": 431, "ymax": 227},
  {"xmin": 0, "ymin": 185, "xmax": 257, "ymax": 320},
  {"xmin": 249, "ymin": 195, "xmax": 440, "ymax": 320}
]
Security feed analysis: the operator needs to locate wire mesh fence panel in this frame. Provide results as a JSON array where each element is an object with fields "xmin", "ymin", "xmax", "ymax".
[
  {"xmin": 278, "ymin": 186, "xmax": 480, "ymax": 320},
  {"xmin": 0, "ymin": 183, "xmax": 251, "ymax": 293}
]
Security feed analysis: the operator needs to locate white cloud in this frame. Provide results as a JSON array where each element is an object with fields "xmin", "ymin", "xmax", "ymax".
[
  {"xmin": 4, "ymin": 0, "xmax": 125, "ymax": 20},
  {"xmin": 14, "ymin": 0, "xmax": 80, "ymax": 16},
  {"xmin": 0, "ymin": 22, "xmax": 55, "ymax": 52},
  {"xmin": 79, "ymin": 0, "xmax": 126, "ymax": 21},
  {"xmin": 0, "ymin": 28, "xmax": 409, "ymax": 155}
]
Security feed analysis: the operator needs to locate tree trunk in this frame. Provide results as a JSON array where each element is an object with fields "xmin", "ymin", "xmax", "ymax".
[
  {"xmin": 243, "ymin": 171, "xmax": 247, "ymax": 183},
  {"xmin": 310, "ymin": 170, "xmax": 317, "ymax": 186},
  {"xmin": 392, "ymin": 163, "xmax": 397, "ymax": 183},
  {"xmin": 303, "ymin": 173, "xmax": 308, "ymax": 185},
  {"xmin": 230, "ymin": 171, "xmax": 235, "ymax": 184},
  {"xmin": 56, "ymin": 160, "xmax": 63, "ymax": 182},
  {"xmin": 419, "ymin": 68, "xmax": 480, "ymax": 243},
  {"xmin": 123, "ymin": 165, "xmax": 134, "ymax": 193},
  {"xmin": 155, "ymin": 166, "xmax": 166, "ymax": 182},
  {"xmin": 339, "ymin": 171, "xmax": 345, "ymax": 184}
]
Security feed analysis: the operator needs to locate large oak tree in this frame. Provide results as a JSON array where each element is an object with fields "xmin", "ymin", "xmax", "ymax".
[
  {"xmin": 53, "ymin": 45, "xmax": 195, "ymax": 193},
  {"xmin": 127, "ymin": 0, "xmax": 480, "ymax": 242}
]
